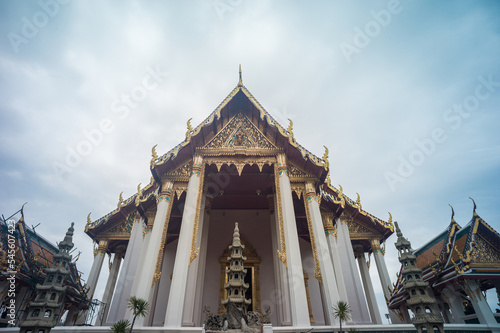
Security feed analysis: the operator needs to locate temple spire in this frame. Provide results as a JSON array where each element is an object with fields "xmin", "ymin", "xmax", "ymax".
[{"xmin": 238, "ymin": 64, "xmax": 243, "ymax": 86}]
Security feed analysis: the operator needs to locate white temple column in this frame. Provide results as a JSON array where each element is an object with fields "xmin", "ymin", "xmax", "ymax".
[
  {"xmin": 193, "ymin": 196, "xmax": 212, "ymax": 326},
  {"xmin": 86, "ymin": 240, "xmax": 108, "ymax": 299},
  {"xmin": 466, "ymin": 279, "xmax": 498, "ymax": 329},
  {"xmin": 336, "ymin": 217, "xmax": 371, "ymax": 324},
  {"xmin": 371, "ymin": 238, "xmax": 402, "ymax": 324},
  {"xmin": 76, "ymin": 240, "xmax": 107, "ymax": 325},
  {"xmin": 182, "ymin": 193, "xmax": 208, "ymax": 326},
  {"xmin": 106, "ymin": 215, "xmax": 145, "ymax": 324},
  {"xmin": 150, "ymin": 240, "xmax": 177, "ymax": 326},
  {"xmin": 100, "ymin": 245, "xmax": 125, "ymax": 325},
  {"xmin": 321, "ymin": 212, "xmax": 348, "ymax": 303},
  {"xmin": 165, "ymin": 155, "xmax": 205, "ymax": 327},
  {"xmin": 130, "ymin": 180, "xmax": 175, "ymax": 327},
  {"xmin": 304, "ymin": 181, "xmax": 340, "ymax": 325},
  {"xmin": 276, "ymin": 154, "xmax": 310, "ymax": 327},
  {"xmin": 268, "ymin": 194, "xmax": 292, "ymax": 326},
  {"xmin": 355, "ymin": 246, "xmax": 382, "ymax": 324},
  {"xmin": 125, "ymin": 212, "xmax": 153, "ymax": 321}
]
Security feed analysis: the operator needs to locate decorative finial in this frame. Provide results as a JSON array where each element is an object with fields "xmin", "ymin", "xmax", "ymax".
[
  {"xmin": 135, "ymin": 183, "xmax": 143, "ymax": 205},
  {"xmin": 322, "ymin": 146, "xmax": 329, "ymax": 168},
  {"xmin": 117, "ymin": 191, "xmax": 124, "ymax": 208},
  {"xmin": 448, "ymin": 204, "xmax": 456, "ymax": 222},
  {"xmin": 356, "ymin": 192, "xmax": 361, "ymax": 207},
  {"xmin": 151, "ymin": 144, "xmax": 158, "ymax": 165},
  {"xmin": 186, "ymin": 118, "xmax": 193, "ymax": 138},
  {"xmin": 286, "ymin": 118, "xmax": 295, "ymax": 142},
  {"xmin": 238, "ymin": 64, "xmax": 243, "ymax": 86},
  {"xmin": 286, "ymin": 119, "xmax": 293, "ymax": 133},
  {"xmin": 469, "ymin": 197, "xmax": 478, "ymax": 216},
  {"xmin": 388, "ymin": 212, "xmax": 394, "ymax": 227},
  {"xmin": 338, "ymin": 184, "xmax": 343, "ymax": 196},
  {"xmin": 86, "ymin": 212, "xmax": 92, "ymax": 225}
]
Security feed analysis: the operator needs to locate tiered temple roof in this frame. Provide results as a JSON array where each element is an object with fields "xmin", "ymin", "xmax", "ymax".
[
  {"xmin": 84, "ymin": 69, "xmax": 393, "ymax": 246},
  {"xmin": 388, "ymin": 200, "xmax": 500, "ymax": 310}
]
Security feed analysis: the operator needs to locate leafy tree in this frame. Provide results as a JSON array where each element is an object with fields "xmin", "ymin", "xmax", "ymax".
[
  {"xmin": 127, "ymin": 296, "xmax": 149, "ymax": 333},
  {"xmin": 333, "ymin": 300, "xmax": 352, "ymax": 333},
  {"xmin": 110, "ymin": 319, "xmax": 131, "ymax": 333}
]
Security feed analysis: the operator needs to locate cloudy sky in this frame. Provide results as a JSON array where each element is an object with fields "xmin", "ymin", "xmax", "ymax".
[{"xmin": 1, "ymin": 0, "xmax": 499, "ymax": 321}]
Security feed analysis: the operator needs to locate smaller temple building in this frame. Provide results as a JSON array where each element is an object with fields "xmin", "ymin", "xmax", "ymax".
[
  {"xmin": 388, "ymin": 201, "xmax": 500, "ymax": 330},
  {"xmin": 0, "ymin": 207, "xmax": 89, "ymax": 328}
]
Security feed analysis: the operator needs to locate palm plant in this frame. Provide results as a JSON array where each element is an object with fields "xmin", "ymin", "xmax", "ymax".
[
  {"xmin": 333, "ymin": 300, "xmax": 352, "ymax": 333},
  {"xmin": 127, "ymin": 296, "xmax": 149, "ymax": 333},
  {"xmin": 110, "ymin": 319, "xmax": 131, "ymax": 333}
]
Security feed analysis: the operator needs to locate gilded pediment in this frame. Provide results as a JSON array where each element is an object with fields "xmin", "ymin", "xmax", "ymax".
[
  {"xmin": 342, "ymin": 213, "xmax": 379, "ymax": 239},
  {"xmin": 347, "ymin": 221, "xmax": 376, "ymax": 236},
  {"xmin": 100, "ymin": 212, "xmax": 135, "ymax": 239},
  {"xmin": 166, "ymin": 161, "xmax": 192, "ymax": 177},
  {"xmin": 203, "ymin": 113, "xmax": 276, "ymax": 150},
  {"xmin": 471, "ymin": 235, "xmax": 500, "ymax": 263},
  {"xmin": 288, "ymin": 162, "xmax": 316, "ymax": 181}
]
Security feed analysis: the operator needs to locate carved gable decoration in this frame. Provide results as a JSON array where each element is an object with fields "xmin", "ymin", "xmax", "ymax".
[
  {"xmin": 288, "ymin": 162, "xmax": 316, "ymax": 181},
  {"xmin": 289, "ymin": 164, "xmax": 307, "ymax": 177},
  {"xmin": 347, "ymin": 221, "xmax": 376, "ymax": 236},
  {"xmin": 471, "ymin": 235, "xmax": 500, "ymax": 263},
  {"xmin": 166, "ymin": 161, "xmax": 192, "ymax": 177},
  {"xmin": 204, "ymin": 113, "xmax": 276, "ymax": 150},
  {"xmin": 342, "ymin": 213, "xmax": 378, "ymax": 238},
  {"xmin": 101, "ymin": 213, "xmax": 135, "ymax": 238}
]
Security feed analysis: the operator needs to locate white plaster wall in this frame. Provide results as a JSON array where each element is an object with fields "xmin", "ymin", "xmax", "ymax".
[
  {"xmin": 299, "ymin": 237, "xmax": 326, "ymax": 325},
  {"xmin": 201, "ymin": 209, "xmax": 278, "ymax": 325}
]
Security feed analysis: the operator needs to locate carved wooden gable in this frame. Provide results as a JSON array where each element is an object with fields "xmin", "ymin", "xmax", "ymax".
[
  {"xmin": 99, "ymin": 212, "xmax": 135, "ymax": 239},
  {"xmin": 342, "ymin": 213, "xmax": 379, "ymax": 239},
  {"xmin": 204, "ymin": 113, "xmax": 276, "ymax": 150},
  {"xmin": 471, "ymin": 235, "xmax": 500, "ymax": 264}
]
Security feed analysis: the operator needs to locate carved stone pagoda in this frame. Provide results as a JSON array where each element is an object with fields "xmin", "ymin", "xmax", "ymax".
[
  {"xmin": 19, "ymin": 223, "xmax": 75, "ymax": 333},
  {"xmin": 222, "ymin": 222, "xmax": 251, "ymax": 313},
  {"xmin": 394, "ymin": 222, "xmax": 444, "ymax": 333}
]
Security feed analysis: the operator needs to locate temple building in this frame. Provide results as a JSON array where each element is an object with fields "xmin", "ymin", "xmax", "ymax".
[
  {"xmin": 82, "ymin": 68, "xmax": 398, "ymax": 329},
  {"xmin": 389, "ymin": 201, "xmax": 500, "ymax": 331},
  {"xmin": 0, "ymin": 208, "xmax": 89, "ymax": 328}
]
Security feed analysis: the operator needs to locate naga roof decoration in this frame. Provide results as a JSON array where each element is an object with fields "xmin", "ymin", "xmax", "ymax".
[
  {"xmin": 388, "ymin": 200, "xmax": 500, "ymax": 309},
  {"xmin": 85, "ymin": 68, "xmax": 393, "ymax": 236},
  {"xmin": 85, "ymin": 178, "xmax": 157, "ymax": 233}
]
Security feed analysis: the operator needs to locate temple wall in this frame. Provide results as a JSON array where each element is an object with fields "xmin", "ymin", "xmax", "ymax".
[{"xmin": 202, "ymin": 209, "xmax": 277, "ymax": 325}]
